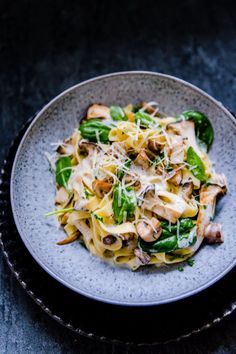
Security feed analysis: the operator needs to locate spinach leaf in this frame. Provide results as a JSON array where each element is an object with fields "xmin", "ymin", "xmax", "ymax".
[
  {"xmin": 178, "ymin": 111, "xmax": 214, "ymax": 151},
  {"xmin": 112, "ymin": 184, "xmax": 137, "ymax": 224},
  {"xmin": 177, "ymin": 226, "xmax": 197, "ymax": 248},
  {"xmin": 139, "ymin": 235, "xmax": 178, "ymax": 253},
  {"xmin": 110, "ymin": 106, "xmax": 127, "ymax": 121},
  {"xmin": 79, "ymin": 119, "xmax": 112, "ymax": 144},
  {"xmin": 139, "ymin": 225, "xmax": 197, "ymax": 254},
  {"xmin": 135, "ymin": 111, "xmax": 159, "ymax": 128},
  {"xmin": 55, "ymin": 156, "xmax": 72, "ymax": 188},
  {"xmin": 160, "ymin": 218, "xmax": 194, "ymax": 239},
  {"xmin": 186, "ymin": 147, "xmax": 207, "ymax": 182}
]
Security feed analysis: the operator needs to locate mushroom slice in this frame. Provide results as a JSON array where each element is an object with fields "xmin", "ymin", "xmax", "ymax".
[
  {"xmin": 59, "ymin": 212, "xmax": 70, "ymax": 225},
  {"xmin": 79, "ymin": 140, "xmax": 101, "ymax": 155},
  {"xmin": 181, "ymin": 181, "xmax": 194, "ymax": 201},
  {"xmin": 141, "ymin": 101, "xmax": 157, "ymax": 114},
  {"xmin": 147, "ymin": 138, "xmax": 162, "ymax": 153},
  {"xmin": 57, "ymin": 143, "xmax": 74, "ymax": 155},
  {"xmin": 168, "ymin": 120, "xmax": 203, "ymax": 157},
  {"xmin": 103, "ymin": 235, "xmax": 117, "ymax": 245},
  {"xmin": 205, "ymin": 223, "xmax": 224, "ymax": 243},
  {"xmin": 134, "ymin": 248, "xmax": 151, "ymax": 265},
  {"xmin": 211, "ymin": 172, "xmax": 228, "ymax": 190},
  {"xmin": 142, "ymin": 187, "xmax": 187, "ymax": 223},
  {"xmin": 134, "ymin": 151, "xmax": 150, "ymax": 169},
  {"xmin": 57, "ymin": 232, "xmax": 79, "ymax": 245},
  {"xmin": 167, "ymin": 169, "xmax": 182, "ymax": 186},
  {"xmin": 197, "ymin": 178, "xmax": 227, "ymax": 239},
  {"xmin": 56, "ymin": 135, "xmax": 74, "ymax": 155},
  {"xmin": 137, "ymin": 217, "xmax": 162, "ymax": 242},
  {"xmin": 92, "ymin": 178, "xmax": 113, "ymax": 198},
  {"xmin": 168, "ymin": 134, "xmax": 185, "ymax": 164},
  {"xmin": 87, "ymin": 104, "xmax": 110, "ymax": 119}
]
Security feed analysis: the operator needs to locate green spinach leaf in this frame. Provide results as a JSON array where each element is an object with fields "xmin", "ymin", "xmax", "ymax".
[
  {"xmin": 139, "ymin": 235, "xmax": 178, "ymax": 253},
  {"xmin": 55, "ymin": 156, "xmax": 72, "ymax": 188},
  {"xmin": 186, "ymin": 147, "xmax": 207, "ymax": 182},
  {"xmin": 178, "ymin": 110, "xmax": 214, "ymax": 151},
  {"xmin": 112, "ymin": 184, "xmax": 137, "ymax": 224},
  {"xmin": 139, "ymin": 224, "xmax": 197, "ymax": 254},
  {"xmin": 110, "ymin": 106, "xmax": 127, "ymax": 121},
  {"xmin": 135, "ymin": 111, "xmax": 159, "ymax": 128},
  {"xmin": 160, "ymin": 218, "xmax": 194, "ymax": 239},
  {"xmin": 79, "ymin": 119, "xmax": 112, "ymax": 144}
]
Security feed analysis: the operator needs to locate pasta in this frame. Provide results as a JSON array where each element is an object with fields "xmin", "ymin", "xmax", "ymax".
[{"xmin": 46, "ymin": 102, "xmax": 227, "ymax": 270}]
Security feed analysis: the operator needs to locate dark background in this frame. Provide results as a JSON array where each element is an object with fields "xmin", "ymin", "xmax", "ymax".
[{"xmin": 1, "ymin": 0, "xmax": 236, "ymax": 352}]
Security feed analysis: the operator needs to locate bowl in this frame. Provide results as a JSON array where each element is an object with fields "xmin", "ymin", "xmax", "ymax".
[{"xmin": 10, "ymin": 71, "xmax": 236, "ymax": 306}]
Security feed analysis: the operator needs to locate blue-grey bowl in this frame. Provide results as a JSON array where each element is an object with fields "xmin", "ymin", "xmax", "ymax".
[{"xmin": 10, "ymin": 71, "xmax": 236, "ymax": 306}]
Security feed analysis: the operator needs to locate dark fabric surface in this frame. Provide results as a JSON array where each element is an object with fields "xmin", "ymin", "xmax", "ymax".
[{"xmin": 0, "ymin": 0, "xmax": 236, "ymax": 352}]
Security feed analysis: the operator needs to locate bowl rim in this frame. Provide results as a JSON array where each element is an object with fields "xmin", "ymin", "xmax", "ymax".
[{"xmin": 10, "ymin": 71, "xmax": 236, "ymax": 306}]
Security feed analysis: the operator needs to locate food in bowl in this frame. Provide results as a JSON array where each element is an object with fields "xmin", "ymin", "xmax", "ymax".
[{"xmin": 46, "ymin": 101, "xmax": 227, "ymax": 270}]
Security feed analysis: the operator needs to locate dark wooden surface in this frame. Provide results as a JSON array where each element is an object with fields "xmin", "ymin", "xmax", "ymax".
[{"xmin": 1, "ymin": 1, "xmax": 236, "ymax": 352}]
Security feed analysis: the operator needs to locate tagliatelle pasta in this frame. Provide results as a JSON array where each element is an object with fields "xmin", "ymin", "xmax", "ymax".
[{"xmin": 46, "ymin": 102, "xmax": 227, "ymax": 270}]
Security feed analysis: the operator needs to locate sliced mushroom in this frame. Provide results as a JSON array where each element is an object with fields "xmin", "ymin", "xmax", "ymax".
[
  {"xmin": 211, "ymin": 173, "xmax": 228, "ymax": 189},
  {"xmin": 197, "ymin": 176, "xmax": 227, "ymax": 239},
  {"xmin": 134, "ymin": 151, "xmax": 150, "ymax": 169},
  {"xmin": 142, "ymin": 186, "xmax": 187, "ymax": 223},
  {"xmin": 79, "ymin": 140, "xmax": 101, "ymax": 155},
  {"xmin": 168, "ymin": 134, "xmax": 185, "ymax": 164},
  {"xmin": 123, "ymin": 174, "xmax": 141, "ymax": 190},
  {"xmin": 87, "ymin": 104, "xmax": 110, "ymax": 119},
  {"xmin": 137, "ymin": 217, "xmax": 162, "ymax": 242},
  {"xmin": 57, "ymin": 141, "xmax": 74, "ymax": 155},
  {"xmin": 167, "ymin": 169, "xmax": 182, "ymax": 186},
  {"xmin": 181, "ymin": 181, "xmax": 194, "ymax": 201},
  {"xmin": 141, "ymin": 102, "xmax": 156, "ymax": 114},
  {"xmin": 103, "ymin": 235, "xmax": 117, "ymax": 245},
  {"xmin": 168, "ymin": 120, "xmax": 202, "ymax": 158},
  {"xmin": 92, "ymin": 178, "xmax": 113, "ymax": 198},
  {"xmin": 57, "ymin": 232, "xmax": 79, "ymax": 245},
  {"xmin": 134, "ymin": 248, "xmax": 151, "ymax": 265},
  {"xmin": 205, "ymin": 223, "xmax": 224, "ymax": 243},
  {"xmin": 147, "ymin": 139, "xmax": 162, "ymax": 153}
]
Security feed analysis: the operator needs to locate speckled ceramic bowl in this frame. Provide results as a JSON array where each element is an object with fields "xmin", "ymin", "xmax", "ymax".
[{"xmin": 11, "ymin": 71, "xmax": 236, "ymax": 306}]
